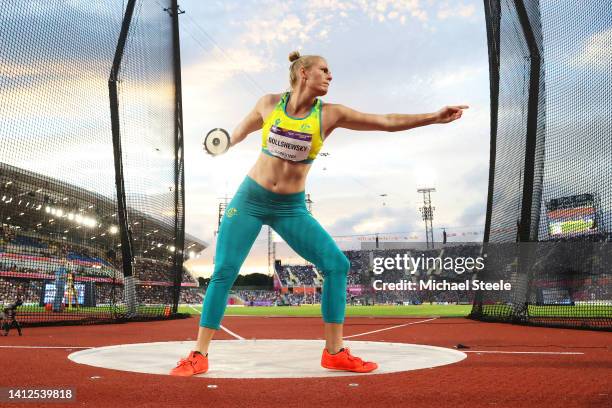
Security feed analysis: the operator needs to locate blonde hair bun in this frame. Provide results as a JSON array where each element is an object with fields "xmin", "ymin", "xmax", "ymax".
[
  {"xmin": 288, "ymin": 51, "xmax": 301, "ymax": 62},
  {"xmin": 287, "ymin": 52, "xmax": 323, "ymax": 88}
]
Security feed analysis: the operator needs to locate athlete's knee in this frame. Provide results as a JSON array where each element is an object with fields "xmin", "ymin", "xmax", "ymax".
[
  {"xmin": 338, "ymin": 253, "xmax": 350, "ymax": 274},
  {"xmin": 321, "ymin": 251, "xmax": 350, "ymax": 276},
  {"xmin": 210, "ymin": 262, "xmax": 240, "ymax": 286}
]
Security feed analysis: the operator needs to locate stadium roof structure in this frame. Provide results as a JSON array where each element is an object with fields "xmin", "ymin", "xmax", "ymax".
[{"xmin": 0, "ymin": 163, "xmax": 207, "ymax": 261}]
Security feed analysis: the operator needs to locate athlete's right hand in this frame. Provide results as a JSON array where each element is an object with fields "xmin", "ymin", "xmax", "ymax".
[{"xmin": 434, "ymin": 105, "xmax": 469, "ymax": 124}]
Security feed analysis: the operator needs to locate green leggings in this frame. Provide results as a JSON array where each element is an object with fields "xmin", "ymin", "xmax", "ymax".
[{"xmin": 200, "ymin": 176, "xmax": 350, "ymax": 329}]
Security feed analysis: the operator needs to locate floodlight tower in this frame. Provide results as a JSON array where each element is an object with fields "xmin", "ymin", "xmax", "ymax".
[
  {"xmin": 268, "ymin": 227, "xmax": 276, "ymax": 275},
  {"xmin": 417, "ymin": 187, "xmax": 436, "ymax": 249}
]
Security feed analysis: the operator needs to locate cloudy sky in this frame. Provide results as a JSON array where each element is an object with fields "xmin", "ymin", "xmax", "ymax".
[{"xmin": 177, "ymin": 0, "xmax": 492, "ymax": 276}]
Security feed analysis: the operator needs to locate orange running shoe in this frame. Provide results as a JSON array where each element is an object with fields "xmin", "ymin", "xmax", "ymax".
[
  {"xmin": 169, "ymin": 351, "xmax": 208, "ymax": 376},
  {"xmin": 321, "ymin": 347, "xmax": 378, "ymax": 373}
]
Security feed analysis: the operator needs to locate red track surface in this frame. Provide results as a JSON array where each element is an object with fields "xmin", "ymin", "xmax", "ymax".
[{"xmin": 1, "ymin": 316, "xmax": 610, "ymax": 407}]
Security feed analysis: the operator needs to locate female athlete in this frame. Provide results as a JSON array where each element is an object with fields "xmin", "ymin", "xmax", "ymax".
[{"xmin": 171, "ymin": 51, "xmax": 468, "ymax": 376}]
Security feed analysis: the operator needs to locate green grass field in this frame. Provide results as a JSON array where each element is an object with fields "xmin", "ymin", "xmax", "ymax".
[
  {"xmin": 179, "ymin": 304, "xmax": 472, "ymax": 317},
  {"xmin": 19, "ymin": 303, "xmax": 609, "ymax": 319},
  {"xmin": 179, "ymin": 304, "xmax": 610, "ymax": 319},
  {"xmin": 19, "ymin": 305, "xmax": 167, "ymax": 315},
  {"xmin": 481, "ymin": 304, "xmax": 612, "ymax": 318}
]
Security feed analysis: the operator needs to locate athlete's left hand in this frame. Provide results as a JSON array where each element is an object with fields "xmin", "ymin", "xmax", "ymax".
[{"xmin": 434, "ymin": 105, "xmax": 469, "ymax": 124}]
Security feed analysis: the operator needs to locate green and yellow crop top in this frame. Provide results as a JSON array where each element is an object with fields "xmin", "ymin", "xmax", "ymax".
[{"xmin": 261, "ymin": 92, "xmax": 323, "ymax": 164}]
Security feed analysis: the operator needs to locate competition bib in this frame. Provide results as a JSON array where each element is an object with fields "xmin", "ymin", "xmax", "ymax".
[{"xmin": 266, "ymin": 125, "xmax": 312, "ymax": 162}]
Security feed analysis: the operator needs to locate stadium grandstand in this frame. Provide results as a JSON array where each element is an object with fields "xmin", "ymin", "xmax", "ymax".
[
  {"xmin": 265, "ymin": 244, "xmax": 481, "ymax": 307},
  {"xmin": 0, "ymin": 163, "xmax": 207, "ymax": 325}
]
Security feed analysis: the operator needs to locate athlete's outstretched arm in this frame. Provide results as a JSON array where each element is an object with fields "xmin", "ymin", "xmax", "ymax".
[
  {"xmin": 326, "ymin": 104, "xmax": 469, "ymax": 134},
  {"xmin": 229, "ymin": 94, "xmax": 275, "ymax": 147}
]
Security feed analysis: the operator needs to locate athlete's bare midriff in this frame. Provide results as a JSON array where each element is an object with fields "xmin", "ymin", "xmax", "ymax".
[{"xmin": 247, "ymin": 153, "xmax": 311, "ymax": 194}]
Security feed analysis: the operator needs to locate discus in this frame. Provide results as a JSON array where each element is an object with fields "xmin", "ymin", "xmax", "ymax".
[{"xmin": 203, "ymin": 128, "xmax": 230, "ymax": 156}]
